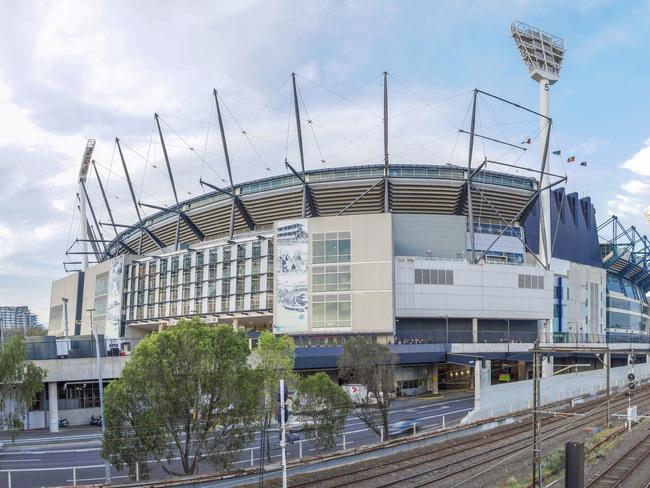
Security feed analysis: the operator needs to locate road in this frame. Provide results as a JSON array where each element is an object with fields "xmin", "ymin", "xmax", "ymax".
[{"xmin": 0, "ymin": 394, "xmax": 474, "ymax": 487}]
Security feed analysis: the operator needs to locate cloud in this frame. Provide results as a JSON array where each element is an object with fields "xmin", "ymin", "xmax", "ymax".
[
  {"xmin": 608, "ymin": 138, "xmax": 650, "ymax": 231},
  {"xmin": 622, "ymin": 180, "xmax": 648, "ymax": 194},
  {"xmin": 568, "ymin": 137, "xmax": 608, "ymax": 156},
  {"xmin": 621, "ymin": 138, "xmax": 650, "ymax": 176}
]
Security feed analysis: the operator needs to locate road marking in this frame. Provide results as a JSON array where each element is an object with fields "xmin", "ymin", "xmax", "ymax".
[{"xmin": 2, "ymin": 459, "xmax": 41, "ymax": 463}]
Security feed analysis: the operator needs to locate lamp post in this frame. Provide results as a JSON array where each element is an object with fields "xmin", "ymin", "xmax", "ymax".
[{"xmin": 88, "ymin": 308, "xmax": 111, "ymax": 483}]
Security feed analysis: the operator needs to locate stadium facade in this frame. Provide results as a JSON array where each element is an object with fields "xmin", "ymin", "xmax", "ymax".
[{"xmin": 47, "ymin": 162, "xmax": 650, "ymax": 394}]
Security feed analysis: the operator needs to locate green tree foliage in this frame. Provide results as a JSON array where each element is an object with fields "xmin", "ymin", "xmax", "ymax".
[
  {"xmin": 337, "ymin": 337, "xmax": 397, "ymax": 438},
  {"xmin": 102, "ymin": 319, "xmax": 259, "ymax": 478},
  {"xmin": 249, "ymin": 332, "xmax": 295, "ymax": 463},
  {"xmin": 0, "ymin": 335, "xmax": 46, "ymax": 440},
  {"xmin": 295, "ymin": 373, "xmax": 351, "ymax": 450}
]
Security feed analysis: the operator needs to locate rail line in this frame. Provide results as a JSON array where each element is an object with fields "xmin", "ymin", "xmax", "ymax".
[
  {"xmin": 587, "ymin": 429, "xmax": 650, "ymax": 487},
  {"xmin": 288, "ymin": 387, "xmax": 650, "ymax": 488}
]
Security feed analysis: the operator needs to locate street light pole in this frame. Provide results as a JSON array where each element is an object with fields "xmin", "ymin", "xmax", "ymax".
[{"xmin": 88, "ymin": 308, "xmax": 111, "ymax": 483}]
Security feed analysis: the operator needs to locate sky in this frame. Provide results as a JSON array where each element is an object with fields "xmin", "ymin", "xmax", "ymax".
[{"xmin": 1, "ymin": 0, "xmax": 649, "ymax": 325}]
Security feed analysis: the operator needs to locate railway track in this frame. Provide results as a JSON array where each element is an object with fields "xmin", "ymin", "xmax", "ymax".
[
  {"xmin": 288, "ymin": 387, "xmax": 650, "ymax": 488},
  {"xmin": 587, "ymin": 428, "xmax": 650, "ymax": 487}
]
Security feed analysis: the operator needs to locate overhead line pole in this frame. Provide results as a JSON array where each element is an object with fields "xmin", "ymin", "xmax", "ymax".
[
  {"xmin": 291, "ymin": 72, "xmax": 308, "ymax": 218},
  {"xmin": 466, "ymin": 89, "xmax": 478, "ymax": 263},
  {"xmin": 116, "ymin": 138, "xmax": 145, "ymax": 254},
  {"xmin": 532, "ymin": 339, "xmax": 542, "ymax": 488},
  {"xmin": 155, "ymin": 114, "xmax": 181, "ymax": 251}
]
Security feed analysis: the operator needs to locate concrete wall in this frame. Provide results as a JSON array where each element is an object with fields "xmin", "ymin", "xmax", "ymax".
[
  {"xmin": 34, "ymin": 356, "xmax": 129, "ymax": 383},
  {"xmin": 464, "ymin": 358, "xmax": 650, "ymax": 423},
  {"xmin": 309, "ymin": 213, "xmax": 394, "ymax": 333},
  {"xmin": 395, "ymin": 258, "xmax": 553, "ymax": 320},
  {"xmin": 48, "ymin": 273, "xmax": 80, "ymax": 337},
  {"xmin": 552, "ymin": 259, "xmax": 606, "ymax": 335}
]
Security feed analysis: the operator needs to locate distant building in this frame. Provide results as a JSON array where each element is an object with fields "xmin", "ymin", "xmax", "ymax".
[{"xmin": 0, "ymin": 306, "xmax": 40, "ymax": 330}]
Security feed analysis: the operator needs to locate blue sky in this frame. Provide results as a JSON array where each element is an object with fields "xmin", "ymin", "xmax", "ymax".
[{"xmin": 0, "ymin": 0, "xmax": 648, "ymax": 324}]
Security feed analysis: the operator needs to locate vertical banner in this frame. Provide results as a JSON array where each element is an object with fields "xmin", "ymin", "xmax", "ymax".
[
  {"xmin": 274, "ymin": 219, "xmax": 309, "ymax": 334},
  {"xmin": 105, "ymin": 255, "xmax": 125, "ymax": 339}
]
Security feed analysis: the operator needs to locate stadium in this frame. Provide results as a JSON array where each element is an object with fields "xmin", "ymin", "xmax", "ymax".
[{"xmin": 46, "ymin": 24, "xmax": 650, "ymax": 401}]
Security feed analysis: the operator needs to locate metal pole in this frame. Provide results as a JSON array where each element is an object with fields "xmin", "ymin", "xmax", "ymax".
[
  {"xmin": 466, "ymin": 90, "xmax": 478, "ymax": 263},
  {"xmin": 213, "ymin": 89, "xmax": 238, "ymax": 240},
  {"xmin": 89, "ymin": 309, "xmax": 111, "ymax": 483},
  {"xmin": 383, "ymin": 71, "xmax": 389, "ymax": 213},
  {"xmin": 507, "ymin": 318, "xmax": 510, "ymax": 354},
  {"xmin": 291, "ymin": 73, "xmax": 307, "ymax": 218},
  {"xmin": 606, "ymin": 352, "xmax": 610, "ymax": 428},
  {"xmin": 280, "ymin": 378, "xmax": 287, "ymax": 488},
  {"xmin": 532, "ymin": 340, "xmax": 541, "ymax": 488},
  {"xmin": 62, "ymin": 298, "xmax": 69, "ymax": 339},
  {"xmin": 92, "ymin": 161, "xmax": 118, "ymax": 238},
  {"xmin": 154, "ymin": 114, "xmax": 181, "ymax": 251},
  {"xmin": 116, "ymin": 138, "xmax": 144, "ymax": 255}
]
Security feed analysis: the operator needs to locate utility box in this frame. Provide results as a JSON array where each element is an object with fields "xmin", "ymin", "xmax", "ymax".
[{"xmin": 565, "ymin": 441, "xmax": 584, "ymax": 488}]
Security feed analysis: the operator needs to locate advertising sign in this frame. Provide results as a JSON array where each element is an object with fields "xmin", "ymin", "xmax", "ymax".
[
  {"xmin": 274, "ymin": 219, "xmax": 308, "ymax": 333},
  {"xmin": 105, "ymin": 255, "xmax": 124, "ymax": 339}
]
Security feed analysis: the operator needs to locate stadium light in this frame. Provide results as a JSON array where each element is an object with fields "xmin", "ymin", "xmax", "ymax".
[
  {"xmin": 511, "ymin": 21, "xmax": 565, "ymax": 269},
  {"xmin": 511, "ymin": 21, "xmax": 565, "ymax": 84}
]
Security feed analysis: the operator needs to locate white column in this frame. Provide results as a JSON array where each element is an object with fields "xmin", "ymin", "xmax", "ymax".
[
  {"xmin": 542, "ymin": 355, "xmax": 553, "ymax": 378},
  {"xmin": 538, "ymin": 79, "xmax": 551, "ymax": 269},
  {"xmin": 473, "ymin": 360, "xmax": 482, "ymax": 411},
  {"xmin": 48, "ymin": 382, "xmax": 59, "ymax": 433},
  {"xmin": 431, "ymin": 364, "xmax": 439, "ymax": 395},
  {"xmin": 79, "ymin": 182, "xmax": 88, "ymax": 271}
]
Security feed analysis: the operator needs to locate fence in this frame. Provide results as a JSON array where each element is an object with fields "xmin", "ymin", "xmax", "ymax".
[{"xmin": 0, "ymin": 402, "xmax": 470, "ymax": 488}]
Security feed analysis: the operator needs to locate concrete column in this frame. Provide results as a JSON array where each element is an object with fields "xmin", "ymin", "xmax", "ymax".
[
  {"xmin": 473, "ymin": 359, "xmax": 482, "ymax": 411},
  {"xmin": 542, "ymin": 355, "xmax": 554, "ymax": 378},
  {"xmin": 431, "ymin": 364, "xmax": 439, "ymax": 394},
  {"xmin": 472, "ymin": 318, "xmax": 478, "ymax": 343},
  {"xmin": 48, "ymin": 382, "xmax": 59, "ymax": 433},
  {"xmin": 232, "ymin": 318, "xmax": 239, "ymax": 330},
  {"xmin": 518, "ymin": 360, "xmax": 527, "ymax": 381}
]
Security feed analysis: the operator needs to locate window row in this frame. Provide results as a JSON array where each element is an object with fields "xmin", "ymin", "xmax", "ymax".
[
  {"xmin": 415, "ymin": 269, "xmax": 454, "ymax": 285},
  {"xmin": 312, "ymin": 265, "xmax": 351, "ymax": 292},
  {"xmin": 313, "ymin": 232, "xmax": 350, "ymax": 264},
  {"xmin": 518, "ymin": 274, "xmax": 544, "ymax": 290},
  {"xmin": 312, "ymin": 294, "xmax": 351, "ymax": 328}
]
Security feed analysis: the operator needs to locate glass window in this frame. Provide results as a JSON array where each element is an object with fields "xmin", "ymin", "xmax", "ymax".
[{"xmin": 95, "ymin": 272, "xmax": 108, "ymax": 296}]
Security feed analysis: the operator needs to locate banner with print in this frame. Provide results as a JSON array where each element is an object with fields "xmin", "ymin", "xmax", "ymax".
[{"xmin": 274, "ymin": 219, "xmax": 309, "ymax": 333}]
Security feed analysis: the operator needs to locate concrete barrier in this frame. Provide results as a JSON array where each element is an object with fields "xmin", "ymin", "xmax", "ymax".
[{"xmin": 463, "ymin": 359, "xmax": 650, "ymax": 423}]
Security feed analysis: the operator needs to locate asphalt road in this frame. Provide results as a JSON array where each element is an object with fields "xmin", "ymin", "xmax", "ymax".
[{"xmin": 0, "ymin": 394, "xmax": 474, "ymax": 487}]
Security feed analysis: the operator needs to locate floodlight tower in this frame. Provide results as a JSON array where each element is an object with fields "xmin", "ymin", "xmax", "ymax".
[
  {"xmin": 511, "ymin": 21, "xmax": 565, "ymax": 268},
  {"xmin": 78, "ymin": 139, "xmax": 96, "ymax": 271}
]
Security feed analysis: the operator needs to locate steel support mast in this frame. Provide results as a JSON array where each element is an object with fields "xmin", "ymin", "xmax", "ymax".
[
  {"xmin": 383, "ymin": 71, "xmax": 390, "ymax": 213},
  {"xmin": 291, "ymin": 72, "xmax": 308, "ymax": 218}
]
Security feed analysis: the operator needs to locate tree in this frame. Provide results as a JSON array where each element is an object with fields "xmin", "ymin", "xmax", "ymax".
[
  {"xmin": 337, "ymin": 337, "xmax": 397, "ymax": 438},
  {"xmin": 0, "ymin": 335, "xmax": 46, "ymax": 440},
  {"xmin": 102, "ymin": 319, "xmax": 259, "ymax": 478},
  {"xmin": 295, "ymin": 372, "xmax": 351, "ymax": 450},
  {"xmin": 248, "ymin": 332, "xmax": 295, "ymax": 463}
]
